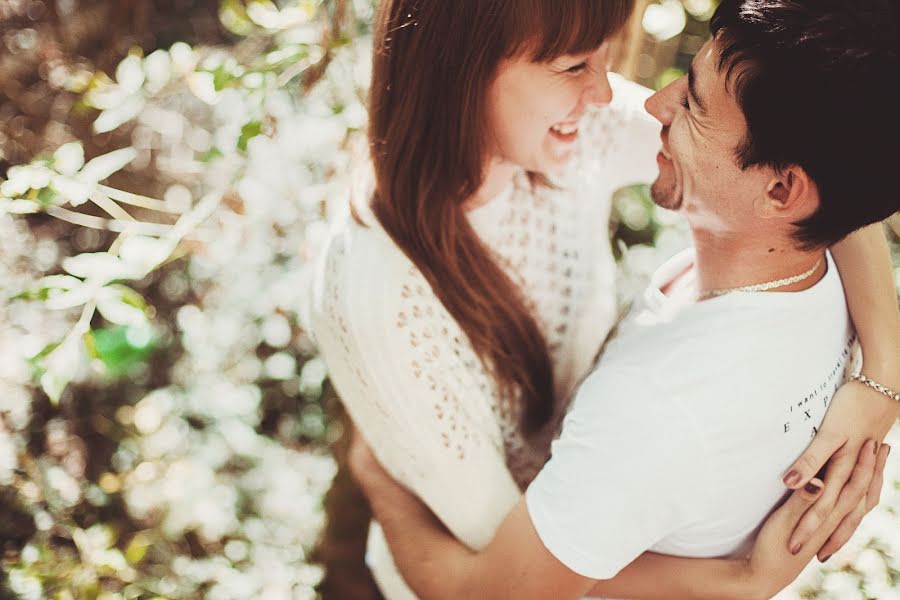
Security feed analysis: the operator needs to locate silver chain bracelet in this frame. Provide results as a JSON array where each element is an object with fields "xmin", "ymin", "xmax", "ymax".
[{"xmin": 850, "ymin": 373, "xmax": 900, "ymax": 402}]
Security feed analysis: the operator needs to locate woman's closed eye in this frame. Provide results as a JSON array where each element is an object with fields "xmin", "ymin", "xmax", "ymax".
[
  {"xmin": 679, "ymin": 91, "xmax": 690, "ymax": 110},
  {"xmin": 565, "ymin": 62, "xmax": 588, "ymax": 74}
]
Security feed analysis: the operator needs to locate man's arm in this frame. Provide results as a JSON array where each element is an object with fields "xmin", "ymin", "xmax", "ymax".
[
  {"xmin": 350, "ymin": 431, "xmax": 876, "ymax": 600},
  {"xmin": 783, "ymin": 224, "xmax": 900, "ymax": 558},
  {"xmin": 350, "ymin": 437, "xmax": 594, "ymax": 600}
]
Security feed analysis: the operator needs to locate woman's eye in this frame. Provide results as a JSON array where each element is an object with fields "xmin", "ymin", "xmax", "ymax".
[
  {"xmin": 679, "ymin": 92, "xmax": 690, "ymax": 110},
  {"xmin": 566, "ymin": 62, "xmax": 588, "ymax": 74}
]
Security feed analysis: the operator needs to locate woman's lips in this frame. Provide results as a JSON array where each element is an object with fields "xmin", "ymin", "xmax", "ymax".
[{"xmin": 549, "ymin": 121, "xmax": 579, "ymax": 143}]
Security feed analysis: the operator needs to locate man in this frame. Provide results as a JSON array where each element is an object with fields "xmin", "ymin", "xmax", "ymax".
[{"xmin": 350, "ymin": 1, "xmax": 900, "ymax": 598}]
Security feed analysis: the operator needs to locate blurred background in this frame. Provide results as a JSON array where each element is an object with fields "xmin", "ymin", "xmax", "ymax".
[{"xmin": 0, "ymin": 1, "xmax": 898, "ymax": 599}]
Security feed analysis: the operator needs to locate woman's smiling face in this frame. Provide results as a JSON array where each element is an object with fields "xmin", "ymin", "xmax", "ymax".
[{"xmin": 485, "ymin": 42, "xmax": 615, "ymax": 176}]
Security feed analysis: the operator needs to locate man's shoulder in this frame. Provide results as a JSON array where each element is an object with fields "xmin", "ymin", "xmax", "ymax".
[{"xmin": 570, "ymin": 358, "xmax": 683, "ymax": 428}]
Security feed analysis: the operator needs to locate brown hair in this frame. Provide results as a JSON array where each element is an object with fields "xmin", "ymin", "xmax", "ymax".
[{"xmin": 369, "ymin": 0, "xmax": 633, "ymax": 434}]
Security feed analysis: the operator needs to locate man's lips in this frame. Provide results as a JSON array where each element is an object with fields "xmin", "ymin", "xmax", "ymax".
[
  {"xmin": 656, "ymin": 148, "xmax": 674, "ymax": 167},
  {"xmin": 659, "ymin": 127, "xmax": 673, "ymax": 161}
]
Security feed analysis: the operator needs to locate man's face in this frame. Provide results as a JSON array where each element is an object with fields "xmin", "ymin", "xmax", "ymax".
[{"xmin": 644, "ymin": 38, "xmax": 773, "ymax": 233}]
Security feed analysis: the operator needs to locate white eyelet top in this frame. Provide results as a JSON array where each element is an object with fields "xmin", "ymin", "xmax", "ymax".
[{"xmin": 312, "ymin": 74, "xmax": 660, "ymax": 598}]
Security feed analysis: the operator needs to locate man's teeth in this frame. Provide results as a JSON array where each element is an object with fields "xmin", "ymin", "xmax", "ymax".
[{"xmin": 551, "ymin": 123, "xmax": 579, "ymax": 135}]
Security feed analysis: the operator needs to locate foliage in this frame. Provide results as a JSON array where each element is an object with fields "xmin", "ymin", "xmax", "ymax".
[
  {"xmin": 0, "ymin": 1, "xmax": 897, "ymax": 599},
  {"xmin": 0, "ymin": 1, "xmax": 374, "ymax": 597}
]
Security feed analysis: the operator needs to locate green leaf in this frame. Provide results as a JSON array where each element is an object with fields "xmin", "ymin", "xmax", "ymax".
[
  {"xmin": 656, "ymin": 67, "xmax": 686, "ymax": 91},
  {"xmin": 210, "ymin": 64, "xmax": 237, "ymax": 92},
  {"xmin": 92, "ymin": 325, "xmax": 155, "ymax": 378},
  {"xmin": 238, "ymin": 120, "xmax": 263, "ymax": 152},
  {"xmin": 124, "ymin": 532, "xmax": 150, "ymax": 565},
  {"xmin": 83, "ymin": 329, "xmax": 99, "ymax": 360},
  {"xmin": 106, "ymin": 284, "xmax": 148, "ymax": 311},
  {"xmin": 37, "ymin": 186, "xmax": 60, "ymax": 207},
  {"xmin": 29, "ymin": 340, "xmax": 62, "ymax": 371},
  {"xmin": 200, "ymin": 146, "xmax": 224, "ymax": 163}
]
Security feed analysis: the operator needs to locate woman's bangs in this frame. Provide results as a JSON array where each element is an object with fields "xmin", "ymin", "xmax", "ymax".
[{"xmin": 510, "ymin": 0, "xmax": 634, "ymax": 62}]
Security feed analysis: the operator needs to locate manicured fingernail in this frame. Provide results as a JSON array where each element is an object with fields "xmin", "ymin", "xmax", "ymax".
[
  {"xmin": 791, "ymin": 542, "xmax": 802, "ymax": 555},
  {"xmin": 822, "ymin": 554, "xmax": 832, "ymax": 563},
  {"xmin": 805, "ymin": 480, "xmax": 823, "ymax": 494},
  {"xmin": 784, "ymin": 470, "xmax": 801, "ymax": 487}
]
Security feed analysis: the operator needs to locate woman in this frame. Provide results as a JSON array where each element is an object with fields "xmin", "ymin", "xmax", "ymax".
[{"xmin": 312, "ymin": 0, "xmax": 898, "ymax": 597}]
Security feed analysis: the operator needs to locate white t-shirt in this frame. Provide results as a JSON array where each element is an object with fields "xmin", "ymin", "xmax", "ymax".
[{"xmin": 526, "ymin": 249, "xmax": 855, "ymax": 580}]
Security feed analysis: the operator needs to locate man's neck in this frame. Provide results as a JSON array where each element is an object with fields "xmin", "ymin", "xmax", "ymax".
[{"xmin": 688, "ymin": 229, "xmax": 826, "ymax": 299}]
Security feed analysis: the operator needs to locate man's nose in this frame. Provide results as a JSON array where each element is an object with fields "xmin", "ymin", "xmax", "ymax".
[
  {"xmin": 583, "ymin": 69, "xmax": 614, "ymax": 107},
  {"xmin": 645, "ymin": 76, "xmax": 687, "ymax": 126}
]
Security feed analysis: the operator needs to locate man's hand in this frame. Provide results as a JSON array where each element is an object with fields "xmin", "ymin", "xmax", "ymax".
[
  {"xmin": 348, "ymin": 426, "xmax": 410, "ymax": 503},
  {"xmin": 347, "ymin": 425, "xmax": 440, "ymax": 527},
  {"xmin": 347, "ymin": 425, "xmax": 382, "ymax": 489},
  {"xmin": 781, "ymin": 383, "xmax": 898, "ymax": 560}
]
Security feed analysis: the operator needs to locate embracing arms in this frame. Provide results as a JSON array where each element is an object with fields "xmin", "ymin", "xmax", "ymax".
[
  {"xmin": 351, "ymin": 430, "xmax": 886, "ymax": 600},
  {"xmin": 781, "ymin": 224, "xmax": 899, "ymax": 559},
  {"xmin": 832, "ymin": 224, "xmax": 900, "ymax": 388}
]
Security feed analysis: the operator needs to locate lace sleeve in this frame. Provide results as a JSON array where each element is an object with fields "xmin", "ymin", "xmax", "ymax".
[
  {"xmin": 580, "ymin": 73, "xmax": 662, "ymax": 191},
  {"xmin": 312, "ymin": 224, "xmax": 521, "ymax": 550}
]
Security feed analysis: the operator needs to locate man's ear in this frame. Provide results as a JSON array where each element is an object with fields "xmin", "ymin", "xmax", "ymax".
[{"xmin": 762, "ymin": 166, "xmax": 817, "ymax": 219}]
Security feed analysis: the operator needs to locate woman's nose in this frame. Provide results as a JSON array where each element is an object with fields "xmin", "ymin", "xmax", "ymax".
[{"xmin": 584, "ymin": 69, "xmax": 614, "ymax": 107}]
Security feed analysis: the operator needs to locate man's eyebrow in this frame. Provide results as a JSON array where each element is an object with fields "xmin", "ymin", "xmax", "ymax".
[{"xmin": 688, "ymin": 64, "xmax": 708, "ymax": 115}]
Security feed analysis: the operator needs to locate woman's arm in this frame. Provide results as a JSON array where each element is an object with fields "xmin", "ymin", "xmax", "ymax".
[
  {"xmin": 781, "ymin": 224, "xmax": 900, "ymax": 558},
  {"xmin": 832, "ymin": 224, "xmax": 900, "ymax": 388}
]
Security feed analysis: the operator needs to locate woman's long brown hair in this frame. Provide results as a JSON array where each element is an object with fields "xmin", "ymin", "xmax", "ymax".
[{"xmin": 368, "ymin": 0, "xmax": 633, "ymax": 434}]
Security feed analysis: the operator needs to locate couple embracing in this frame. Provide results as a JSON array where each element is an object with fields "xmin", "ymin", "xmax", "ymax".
[{"xmin": 313, "ymin": 0, "xmax": 900, "ymax": 598}]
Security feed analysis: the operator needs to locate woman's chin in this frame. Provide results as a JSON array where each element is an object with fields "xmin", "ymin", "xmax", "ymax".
[{"xmin": 538, "ymin": 147, "xmax": 577, "ymax": 174}]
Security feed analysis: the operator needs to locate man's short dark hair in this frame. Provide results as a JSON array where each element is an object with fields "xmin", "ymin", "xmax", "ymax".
[{"xmin": 710, "ymin": 0, "xmax": 899, "ymax": 247}]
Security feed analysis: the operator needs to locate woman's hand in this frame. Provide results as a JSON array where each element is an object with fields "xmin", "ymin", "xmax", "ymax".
[
  {"xmin": 744, "ymin": 439, "xmax": 889, "ymax": 599},
  {"xmin": 780, "ymin": 382, "xmax": 898, "ymax": 560}
]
